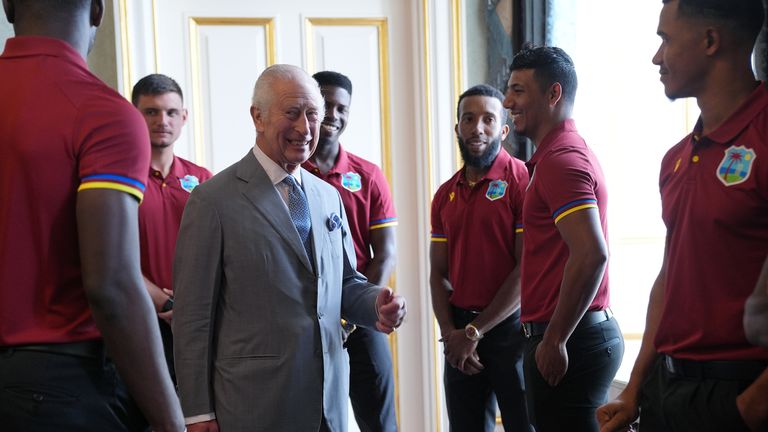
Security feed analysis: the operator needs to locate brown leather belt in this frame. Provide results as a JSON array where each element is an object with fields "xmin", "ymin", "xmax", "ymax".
[
  {"xmin": 1, "ymin": 340, "xmax": 104, "ymax": 359},
  {"xmin": 522, "ymin": 308, "xmax": 614, "ymax": 338}
]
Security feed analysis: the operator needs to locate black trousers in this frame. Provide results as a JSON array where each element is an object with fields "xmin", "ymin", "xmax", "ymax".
[
  {"xmin": 346, "ymin": 326, "xmax": 398, "ymax": 432},
  {"xmin": 158, "ymin": 318, "xmax": 176, "ymax": 384},
  {"xmin": 445, "ymin": 307, "xmax": 531, "ymax": 432},
  {"xmin": 0, "ymin": 345, "xmax": 147, "ymax": 432},
  {"xmin": 524, "ymin": 317, "xmax": 623, "ymax": 432},
  {"xmin": 638, "ymin": 357, "xmax": 756, "ymax": 431}
]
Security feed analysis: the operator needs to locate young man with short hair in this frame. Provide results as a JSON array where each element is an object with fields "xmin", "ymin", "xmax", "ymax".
[
  {"xmin": 132, "ymin": 73, "xmax": 212, "ymax": 383},
  {"xmin": 303, "ymin": 70, "xmax": 399, "ymax": 432},
  {"xmin": 598, "ymin": 1, "xmax": 768, "ymax": 430},
  {"xmin": 503, "ymin": 46, "xmax": 623, "ymax": 431}
]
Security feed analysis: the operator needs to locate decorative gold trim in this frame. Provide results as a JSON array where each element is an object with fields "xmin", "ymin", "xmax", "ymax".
[
  {"xmin": 117, "ymin": 0, "xmax": 132, "ymax": 98},
  {"xmin": 188, "ymin": 17, "xmax": 276, "ymax": 166},
  {"xmin": 151, "ymin": 0, "xmax": 160, "ymax": 72},
  {"xmin": 420, "ymin": 0, "xmax": 442, "ymax": 430},
  {"xmin": 304, "ymin": 18, "xmax": 392, "ymax": 182},
  {"xmin": 432, "ymin": 319, "xmax": 443, "ymax": 432},
  {"xmin": 451, "ymin": 0, "xmax": 463, "ymax": 102},
  {"xmin": 451, "ymin": 0, "xmax": 464, "ymax": 172},
  {"xmin": 389, "ymin": 329, "xmax": 400, "ymax": 428}
]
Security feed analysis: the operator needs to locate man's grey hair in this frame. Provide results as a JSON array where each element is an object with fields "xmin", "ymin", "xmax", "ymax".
[{"xmin": 251, "ymin": 64, "xmax": 324, "ymax": 113}]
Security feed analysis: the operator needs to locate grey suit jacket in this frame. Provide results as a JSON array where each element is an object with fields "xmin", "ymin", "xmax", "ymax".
[{"xmin": 173, "ymin": 150, "xmax": 382, "ymax": 432}]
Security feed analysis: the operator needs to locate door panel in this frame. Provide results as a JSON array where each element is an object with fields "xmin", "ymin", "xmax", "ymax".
[
  {"xmin": 305, "ymin": 18, "xmax": 389, "ymax": 171},
  {"xmin": 188, "ymin": 18, "xmax": 274, "ymax": 172}
]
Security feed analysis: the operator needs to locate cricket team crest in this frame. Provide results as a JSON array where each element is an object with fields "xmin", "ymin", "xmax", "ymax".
[
  {"xmin": 717, "ymin": 145, "xmax": 756, "ymax": 186},
  {"xmin": 485, "ymin": 179, "xmax": 508, "ymax": 201},
  {"xmin": 179, "ymin": 175, "xmax": 200, "ymax": 193},
  {"xmin": 341, "ymin": 172, "xmax": 362, "ymax": 192}
]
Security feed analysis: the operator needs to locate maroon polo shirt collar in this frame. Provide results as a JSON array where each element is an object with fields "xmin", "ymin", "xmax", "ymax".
[
  {"xmin": 526, "ymin": 118, "xmax": 578, "ymax": 170},
  {"xmin": 3, "ymin": 36, "xmax": 86, "ymax": 69},
  {"xmin": 304, "ymin": 144, "xmax": 351, "ymax": 175},
  {"xmin": 149, "ymin": 155, "xmax": 186, "ymax": 179},
  {"xmin": 692, "ymin": 82, "xmax": 768, "ymax": 145}
]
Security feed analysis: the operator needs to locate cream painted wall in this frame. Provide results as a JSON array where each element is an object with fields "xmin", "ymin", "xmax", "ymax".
[
  {"xmin": 88, "ymin": 0, "xmax": 118, "ymax": 90},
  {"xmin": 464, "ymin": 0, "xmax": 488, "ymax": 87}
]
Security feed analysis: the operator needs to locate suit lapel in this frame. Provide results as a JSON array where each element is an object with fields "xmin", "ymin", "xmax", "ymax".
[
  {"xmin": 236, "ymin": 152, "xmax": 314, "ymax": 273},
  {"xmin": 302, "ymin": 170, "xmax": 331, "ymax": 272}
]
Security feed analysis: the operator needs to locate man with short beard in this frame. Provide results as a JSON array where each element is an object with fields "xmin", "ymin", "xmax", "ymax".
[{"xmin": 430, "ymin": 84, "xmax": 531, "ymax": 431}]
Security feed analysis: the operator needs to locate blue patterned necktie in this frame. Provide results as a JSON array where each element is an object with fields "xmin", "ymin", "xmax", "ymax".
[{"xmin": 282, "ymin": 175, "xmax": 312, "ymax": 258}]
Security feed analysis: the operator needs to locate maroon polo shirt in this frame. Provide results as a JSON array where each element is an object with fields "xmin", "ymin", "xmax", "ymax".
[
  {"xmin": 430, "ymin": 148, "xmax": 529, "ymax": 310},
  {"xmin": 303, "ymin": 145, "xmax": 397, "ymax": 274},
  {"xmin": 0, "ymin": 36, "xmax": 149, "ymax": 345},
  {"xmin": 139, "ymin": 156, "xmax": 212, "ymax": 290},
  {"xmin": 521, "ymin": 119, "xmax": 611, "ymax": 323},
  {"xmin": 656, "ymin": 82, "xmax": 768, "ymax": 361}
]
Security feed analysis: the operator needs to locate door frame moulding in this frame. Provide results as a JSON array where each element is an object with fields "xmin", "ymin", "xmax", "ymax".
[{"xmin": 187, "ymin": 17, "xmax": 276, "ymax": 166}]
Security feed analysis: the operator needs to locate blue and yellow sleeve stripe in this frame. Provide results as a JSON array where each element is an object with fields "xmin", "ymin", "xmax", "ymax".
[
  {"xmin": 78, "ymin": 174, "xmax": 146, "ymax": 202},
  {"xmin": 552, "ymin": 199, "xmax": 597, "ymax": 224},
  {"xmin": 431, "ymin": 233, "xmax": 447, "ymax": 243},
  {"xmin": 370, "ymin": 217, "xmax": 398, "ymax": 230},
  {"xmin": 514, "ymin": 223, "xmax": 524, "ymax": 234}
]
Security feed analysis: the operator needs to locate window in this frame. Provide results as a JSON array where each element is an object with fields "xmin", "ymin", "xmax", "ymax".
[{"xmin": 548, "ymin": 1, "xmax": 699, "ymax": 381}]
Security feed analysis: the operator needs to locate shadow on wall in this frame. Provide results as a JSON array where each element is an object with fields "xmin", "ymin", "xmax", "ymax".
[{"xmin": 757, "ymin": 19, "xmax": 767, "ymax": 81}]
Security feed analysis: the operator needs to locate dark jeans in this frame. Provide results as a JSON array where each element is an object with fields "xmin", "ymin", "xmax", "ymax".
[
  {"xmin": 0, "ymin": 345, "xmax": 147, "ymax": 431},
  {"xmin": 638, "ymin": 357, "xmax": 754, "ymax": 431},
  {"xmin": 524, "ymin": 316, "xmax": 623, "ymax": 432},
  {"xmin": 346, "ymin": 326, "xmax": 398, "ymax": 432},
  {"xmin": 445, "ymin": 307, "xmax": 531, "ymax": 432}
]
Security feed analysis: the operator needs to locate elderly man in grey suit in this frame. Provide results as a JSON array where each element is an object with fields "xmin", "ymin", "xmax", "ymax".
[{"xmin": 172, "ymin": 64, "xmax": 407, "ymax": 432}]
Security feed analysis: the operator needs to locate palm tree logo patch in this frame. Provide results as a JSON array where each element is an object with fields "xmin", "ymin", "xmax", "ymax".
[
  {"xmin": 341, "ymin": 172, "xmax": 362, "ymax": 192},
  {"xmin": 717, "ymin": 145, "xmax": 756, "ymax": 186},
  {"xmin": 179, "ymin": 175, "xmax": 200, "ymax": 193},
  {"xmin": 485, "ymin": 179, "xmax": 508, "ymax": 201}
]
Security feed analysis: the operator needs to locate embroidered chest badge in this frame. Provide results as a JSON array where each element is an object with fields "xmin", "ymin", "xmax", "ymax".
[
  {"xmin": 717, "ymin": 145, "xmax": 756, "ymax": 186},
  {"xmin": 341, "ymin": 172, "xmax": 362, "ymax": 192},
  {"xmin": 485, "ymin": 179, "xmax": 508, "ymax": 201},
  {"xmin": 179, "ymin": 175, "xmax": 200, "ymax": 193}
]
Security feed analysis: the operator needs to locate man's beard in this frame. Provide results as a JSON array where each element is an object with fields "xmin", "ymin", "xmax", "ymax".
[{"xmin": 458, "ymin": 136, "xmax": 501, "ymax": 169}]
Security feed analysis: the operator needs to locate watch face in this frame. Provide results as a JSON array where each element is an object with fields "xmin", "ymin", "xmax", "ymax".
[{"xmin": 465, "ymin": 325, "xmax": 481, "ymax": 341}]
